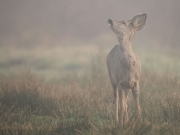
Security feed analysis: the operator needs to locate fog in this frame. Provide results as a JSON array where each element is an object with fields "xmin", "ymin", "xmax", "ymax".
[{"xmin": 0, "ymin": 0, "xmax": 180, "ymax": 47}]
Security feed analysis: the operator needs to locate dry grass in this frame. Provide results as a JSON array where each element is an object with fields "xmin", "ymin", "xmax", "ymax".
[
  {"xmin": 0, "ymin": 45, "xmax": 180, "ymax": 134},
  {"xmin": 0, "ymin": 53, "xmax": 180, "ymax": 135}
]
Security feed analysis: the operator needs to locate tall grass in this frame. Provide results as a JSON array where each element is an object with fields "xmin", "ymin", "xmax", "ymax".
[{"xmin": 0, "ymin": 53, "xmax": 180, "ymax": 134}]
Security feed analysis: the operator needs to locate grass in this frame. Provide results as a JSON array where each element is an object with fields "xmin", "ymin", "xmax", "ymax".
[
  {"xmin": 0, "ymin": 70, "xmax": 180, "ymax": 134},
  {"xmin": 1, "ymin": 44, "xmax": 180, "ymax": 77},
  {"xmin": 0, "ymin": 45, "xmax": 180, "ymax": 134}
]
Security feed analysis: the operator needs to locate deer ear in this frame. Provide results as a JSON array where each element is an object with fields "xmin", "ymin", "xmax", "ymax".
[{"xmin": 130, "ymin": 13, "xmax": 147, "ymax": 31}]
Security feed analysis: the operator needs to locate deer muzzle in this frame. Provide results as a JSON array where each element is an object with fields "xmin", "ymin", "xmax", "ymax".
[{"xmin": 108, "ymin": 19, "xmax": 113, "ymax": 25}]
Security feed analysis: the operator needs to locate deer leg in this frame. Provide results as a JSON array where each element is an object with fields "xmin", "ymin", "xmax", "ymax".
[
  {"xmin": 112, "ymin": 83, "xmax": 117, "ymax": 104},
  {"xmin": 110, "ymin": 82, "xmax": 119, "ymax": 124},
  {"xmin": 110, "ymin": 83, "xmax": 119, "ymax": 123},
  {"xmin": 124, "ymin": 89, "xmax": 130, "ymax": 123},
  {"xmin": 118, "ymin": 84, "xmax": 125, "ymax": 127},
  {"xmin": 132, "ymin": 82, "xmax": 142, "ymax": 122},
  {"xmin": 115, "ymin": 86, "xmax": 119, "ymax": 123}
]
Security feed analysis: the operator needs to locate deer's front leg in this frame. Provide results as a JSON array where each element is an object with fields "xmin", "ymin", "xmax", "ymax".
[{"xmin": 132, "ymin": 82, "xmax": 142, "ymax": 122}]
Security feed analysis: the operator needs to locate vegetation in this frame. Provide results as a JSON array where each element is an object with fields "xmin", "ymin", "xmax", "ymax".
[{"xmin": 0, "ymin": 45, "xmax": 180, "ymax": 134}]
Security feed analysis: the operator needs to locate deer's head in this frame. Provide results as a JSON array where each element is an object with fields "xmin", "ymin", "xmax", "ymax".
[{"xmin": 108, "ymin": 13, "xmax": 147, "ymax": 41}]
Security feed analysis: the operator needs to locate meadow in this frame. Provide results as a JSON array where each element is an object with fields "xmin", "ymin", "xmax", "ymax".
[{"xmin": 0, "ymin": 44, "xmax": 180, "ymax": 134}]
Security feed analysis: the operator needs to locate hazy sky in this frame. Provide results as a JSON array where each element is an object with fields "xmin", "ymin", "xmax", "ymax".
[{"xmin": 0, "ymin": 0, "xmax": 180, "ymax": 47}]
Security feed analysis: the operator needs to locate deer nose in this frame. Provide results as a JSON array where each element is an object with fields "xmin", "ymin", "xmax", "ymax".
[{"xmin": 108, "ymin": 19, "xmax": 113, "ymax": 25}]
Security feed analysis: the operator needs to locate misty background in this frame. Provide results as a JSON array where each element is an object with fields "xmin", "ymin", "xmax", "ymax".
[
  {"xmin": 0, "ymin": 0, "xmax": 180, "ymax": 77},
  {"xmin": 1, "ymin": 0, "xmax": 180, "ymax": 48}
]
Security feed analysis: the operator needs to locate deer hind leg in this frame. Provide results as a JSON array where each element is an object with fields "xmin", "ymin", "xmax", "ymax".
[
  {"xmin": 124, "ymin": 89, "xmax": 130, "ymax": 123},
  {"xmin": 112, "ymin": 83, "xmax": 117, "ymax": 104},
  {"xmin": 118, "ymin": 84, "xmax": 125, "ymax": 127},
  {"xmin": 111, "ymin": 83, "xmax": 118, "ymax": 123},
  {"xmin": 115, "ymin": 86, "xmax": 119, "ymax": 124},
  {"xmin": 132, "ymin": 82, "xmax": 142, "ymax": 122}
]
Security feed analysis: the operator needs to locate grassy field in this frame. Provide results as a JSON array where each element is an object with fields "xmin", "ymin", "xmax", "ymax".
[
  {"xmin": 0, "ymin": 45, "xmax": 180, "ymax": 134},
  {"xmin": 1, "ymin": 44, "xmax": 180, "ymax": 77}
]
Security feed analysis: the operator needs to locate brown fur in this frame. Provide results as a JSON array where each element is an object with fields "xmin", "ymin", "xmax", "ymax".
[{"xmin": 107, "ymin": 13, "xmax": 147, "ymax": 127}]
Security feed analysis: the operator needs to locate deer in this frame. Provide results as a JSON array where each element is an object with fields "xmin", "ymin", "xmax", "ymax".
[{"xmin": 106, "ymin": 13, "xmax": 147, "ymax": 127}]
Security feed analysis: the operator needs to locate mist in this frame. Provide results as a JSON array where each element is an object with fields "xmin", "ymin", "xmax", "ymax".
[{"xmin": 0, "ymin": 0, "xmax": 180, "ymax": 48}]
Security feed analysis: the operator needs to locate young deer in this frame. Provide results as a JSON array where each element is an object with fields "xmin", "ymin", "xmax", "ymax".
[{"xmin": 107, "ymin": 13, "xmax": 147, "ymax": 127}]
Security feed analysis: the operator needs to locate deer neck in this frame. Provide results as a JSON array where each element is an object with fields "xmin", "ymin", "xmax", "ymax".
[{"xmin": 118, "ymin": 39, "xmax": 133, "ymax": 53}]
